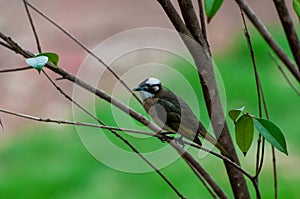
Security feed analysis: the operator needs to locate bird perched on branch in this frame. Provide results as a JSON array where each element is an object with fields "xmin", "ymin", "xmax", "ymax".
[{"xmin": 133, "ymin": 77, "xmax": 229, "ymax": 157}]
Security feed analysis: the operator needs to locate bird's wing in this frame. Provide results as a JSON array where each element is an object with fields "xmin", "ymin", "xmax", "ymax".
[
  {"xmin": 154, "ymin": 98, "xmax": 181, "ymax": 132},
  {"xmin": 154, "ymin": 95, "xmax": 199, "ymax": 141},
  {"xmin": 155, "ymin": 93, "xmax": 230, "ymax": 157}
]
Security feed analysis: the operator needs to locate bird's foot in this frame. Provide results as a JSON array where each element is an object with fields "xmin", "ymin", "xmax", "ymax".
[
  {"xmin": 157, "ymin": 132, "xmax": 174, "ymax": 143},
  {"xmin": 174, "ymin": 136, "xmax": 185, "ymax": 147}
]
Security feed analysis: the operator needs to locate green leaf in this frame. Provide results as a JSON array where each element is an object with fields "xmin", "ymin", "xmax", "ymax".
[
  {"xmin": 36, "ymin": 52, "xmax": 59, "ymax": 67},
  {"xmin": 228, "ymin": 106, "xmax": 245, "ymax": 123},
  {"xmin": 293, "ymin": 0, "xmax": 300, "ymax": 20},
  {"xmin": 254, "ymin": 118, "xmax": 288, "ymax": 155},
  {"xmin": 26, "ymin": 56, "xmax": 48, "ymax": 73},
  {"xmin": 204, "ymin": 0, "xmax": 224, "ymax": 22},
  {"xmin": 235, "ymin": 115, "xmax": 254, "ymax": 155}
]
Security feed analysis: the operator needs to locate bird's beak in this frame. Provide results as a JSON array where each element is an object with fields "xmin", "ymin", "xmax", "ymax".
[{"xmin": 132, "ymin": 86, "xmax": 142, "ymax": 91}]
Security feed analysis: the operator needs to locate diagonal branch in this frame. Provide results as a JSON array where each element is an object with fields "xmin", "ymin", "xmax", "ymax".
[
  {"xmin": 0, "ymin": 66, "xmax": 32, "ymax": 73},
  {"xmin": 273, "ymin": 0, "xmax": 300, "ymax": 70},
  {"xmin": 177, "ymin": 0, "xmax": 208, "ymax": 49},
  {"xmin": 235, "ymin": 0, "xmax": 300, "ymax": 82},
  {"xmin": 269, "ymin": 53, "xmax": 300, "ymax": 96},
  {"xmin": 23, "ymin": 0, "xmax": 42, "ymax": 53},
  {"xmin": 197, "ymin": 0, "xmax": 208, "ymax": 42}
]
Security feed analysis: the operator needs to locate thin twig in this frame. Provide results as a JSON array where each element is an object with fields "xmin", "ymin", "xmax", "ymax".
[
  {"xmin": 0, "ymin": 41, "xmax": 14, "ymax": 51},
  {"xmin": 239, "ymin": 8, "xmax": 266, "ymax": 179},
  {"xmin": 0, "ymin": 66, "xmax": 32, "ymax": 73},
  {"xmin": 186, "ymin": 161, "xmax": 217, "ymax": 199},
  {"xmin": 269, "ymin": 52, "xmax": 300, "ymax": 96},
  {"xmin": 255, "ymin": 139, "xmax": 265, "ymax": 178},
  {"xmin": 197, "ymin": 0, "xmax": 207, "ymax": 42},
  {"xmin": 0, "ymin": 118, "xmax": 3, "ymax": 131},
  {"xmin": 25, "ymin": 1, "xmax": 142, "ymax": 104},
  {"xmin": 273, "ymin": 0, "xmax": 300, "ymax": 70},
  {"xmin": 239, "ymin": 6, "xmax": 263, "ymax": 198},
  {"xmin": 178, "ymin": 148, "xmax": 228, "ymax": 199},
  {"xmin": 23, "ymin": 0, "xmax": 42, "ymax": 53},
  {"xmin": 189, "ymin": 143, "xmax": 253, "ymax": 180},
  {"xmin": 271, "ymin": 146, "xmax": 277, "ymax": 199},
  {"xmin": 41, "ymin": 70, "xmax": 186, "ymax": 199},
  {"xmin": 235, "ymin": 0, "xmax": 300, "ymax": 82},
  {"xmin": 0, "ymin": 108, "xmax": 151, "ymax": 134}
]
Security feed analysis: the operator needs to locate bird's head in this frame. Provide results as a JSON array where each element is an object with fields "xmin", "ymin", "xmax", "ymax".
[{"xmin": 133, "ymin": 77, "xmax": 162, "ymax": 100}]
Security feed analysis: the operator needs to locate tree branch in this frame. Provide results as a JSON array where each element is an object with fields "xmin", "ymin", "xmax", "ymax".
[
  {"xmin": 157, "ymin": 1, "xmax": 250, "ymax": 198},
  {"xmin": 273, "ymin": 0, "xmax": 300, "ymax": 70},
  {"xmin": 0, "ymin": 66, "xmax": 32, "ymax": 73},
  {"xmin": 23, "ymin": 0, "xmax": 42, "ymax": 53},
  {"xmin": 197, "ymin": 0, "xmax": 208, "ymax": 43},
  {"xmin": 269, "ymin": 53, "xmax": 300, "ymax": 96},
  {"xmin": 177, "ymin": 0, "xmax": 208, "ymax": 49},
  {"xmin": 235, "ymin": 0, "xmax": 300, "ymax": 82}
]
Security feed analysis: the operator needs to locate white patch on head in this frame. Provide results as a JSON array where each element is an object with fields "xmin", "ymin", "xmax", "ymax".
[
  {"xmin": 146, "ymin": 77, "xmax": 161, "ymax": 86},
  {"xmin": 140, "ymin": 91, "xmax": 155, "ymax": 100}
]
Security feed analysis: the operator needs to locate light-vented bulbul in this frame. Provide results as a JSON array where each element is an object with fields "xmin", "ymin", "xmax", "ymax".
[{"xmin": 133, "ymin": 77, "xmax": 229, "ymax": 157}]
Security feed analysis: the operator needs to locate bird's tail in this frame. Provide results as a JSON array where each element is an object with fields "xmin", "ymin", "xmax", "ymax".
[{"xmin": 198, "ymin": 130, "xmax": 231, "ymax": 159}]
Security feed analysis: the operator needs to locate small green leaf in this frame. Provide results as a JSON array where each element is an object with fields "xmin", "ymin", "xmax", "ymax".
[
  {"xmin": 293, "ymin": 0, "xmax": 300, "ymax": 20},
  {"xmin": 235, "ymin": 115, "xmax": 254, "ymax": 155},
  {"xmin": 204, "ymin": 0, "xmax": 224, "ymax": 23},
  {"xmin": 228, "ymin": 106, "xmax": 245, "ymax": 123},
  {"xmin": 36, "ymin": 52, "xmax": 59, "ymax": 67},
  {"xmin": 26, "ymin": 56, "xmax": 48, "ymax": 73},
  {"xmin": 254, "ymin": 118, "xmax": 288, "ymax": 155}
]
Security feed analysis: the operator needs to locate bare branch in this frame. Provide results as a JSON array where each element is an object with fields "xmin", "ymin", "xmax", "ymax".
[
  {"xmin": 0, "ymin": 66, "xmax": 32, "ymax": 73},
  {"xmin": 189, "ymin": 143, "xmax": 253, "ymax": 180},
  {"xmin": 238, "ymin": 7, "xmax": 265, "ymax": 183},
  {"xmin": 0, "ymin": 118, "xmax": 3, "ymax": 131},
  {"xmin": 186, "ymin": 161, "xmax": 218, "ymax": 199},
  {"xmin": 273, "ymin": 0, "xmax": 300, "ymax": 70},
  {"xmin": 269, "ymin": 52, "xmax": 300, "ymax": 96},
  {"xmin": 0, "ymin": 108, "xmax": 151, "ymax": 134},
  {"xmin": 25, "ymin": 1, "xmax": 142, "ymax": 104},
  {"xmin": 177, "ymin": 0, "xmax": 208, "ymax": 49},
  {"xmin": 23, "ymin": 0, "xmax": 42, "ymax": 53},
  {"xmin": 197, "ymin": 0, "xmax": 207, "ymax": 42},
  {"xmin": 272, "ymin": 147, "xmax": 278, "ymax": 199},
  {"xmin": 0, "ymin": 41, "xmax": 14, "ymax": 51},
  {"xmin": 157, "ymin": 0, "xmax": 193, "ymax": 38},
  {"xmin": 235, "ymin": 0, "xmax": 300, "ymax": 82},
  {"xmin": 177, "ymin": 148, "xmax": 228, "ymax": 199}
]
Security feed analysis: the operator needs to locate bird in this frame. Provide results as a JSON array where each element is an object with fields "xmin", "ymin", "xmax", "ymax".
[{"xmin": 133, "ymin": 77, "xmax": 229, "ymax": 157}]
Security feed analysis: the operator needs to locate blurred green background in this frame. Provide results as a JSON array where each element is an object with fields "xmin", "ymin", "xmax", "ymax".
[{"xmin": 0, "ymin": 26, "xmax": 299, "ymax": 199}]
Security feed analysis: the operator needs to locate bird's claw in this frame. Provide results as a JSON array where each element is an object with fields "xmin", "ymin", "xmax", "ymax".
[
  {"xmin": 174, "ymin": 136, "xmax": 185, "ymax": 147},
  {"xmin": 158, "ymin": 134, "xmax": 173, "ymax": 143},
  {"xmin": 158, "ymin": 132, "xmax": 176, "ymax": 143}
]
